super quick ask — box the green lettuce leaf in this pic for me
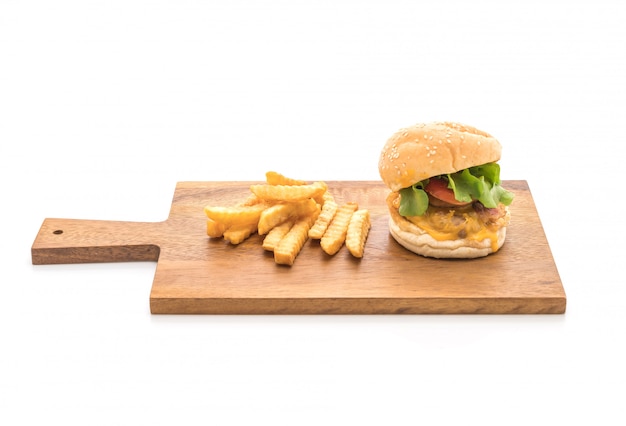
[399,180,429,217]
[398,162,514,216]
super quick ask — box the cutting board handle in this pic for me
[31,218,162,265]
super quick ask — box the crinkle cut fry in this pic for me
[273,216,315,266]
[206,219,226,238]
[265,171,307,186]
[204,203,268,227]
[250,181,327,202]
[262,219,295,252]
[258,198,318,235]
[308,199,338,239]
[320,202,358,256]
[346,209,371,258]
[223,222,258,245]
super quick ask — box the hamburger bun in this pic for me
[388,217,507,259]
[379,122,502,192]
[378,121,511,259]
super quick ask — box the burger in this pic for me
[378,121,514,258]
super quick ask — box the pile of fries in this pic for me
[204,171,371,266]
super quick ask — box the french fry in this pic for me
[265,171,307,186]
[206,219,226,238]
[223,222,257,245]
[204,203,268,227]
[250,181,327,202]
[345,209,371,258]
[322,190,335,204]
[273,215,316,266]
[257,203,293,235]
[262,219,295,252]
[320,202,358,256]
[308,199,338,239]
[314,188,334,206]
[257,198,318,235]
[203,171,370,262]
[238,193,264,206]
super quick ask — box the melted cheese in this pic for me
[406,211,500,252]
[388,192,504,252]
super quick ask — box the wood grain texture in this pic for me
[31,180,566,314]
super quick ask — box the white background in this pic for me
[2,1,625,424]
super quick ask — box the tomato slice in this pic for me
[424,178,472,207]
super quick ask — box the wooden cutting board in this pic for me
[31,180,566,314]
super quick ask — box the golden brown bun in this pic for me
[388,216,507,259]
[378,122,502,192]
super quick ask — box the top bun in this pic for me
[378,122,502,192]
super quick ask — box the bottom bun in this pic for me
[388,217,507,259]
